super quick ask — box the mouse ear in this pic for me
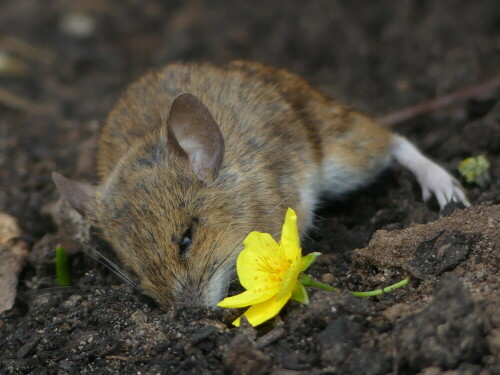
[167,93,225,182]
[52,172,97,218]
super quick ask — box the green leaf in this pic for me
[291,282,309,304]
[458,155,491,186]
[300,252,321,272]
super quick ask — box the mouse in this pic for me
[52,60,470,308]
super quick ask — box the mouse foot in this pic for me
[390,135,471,209]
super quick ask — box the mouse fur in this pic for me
[53,61,469,307]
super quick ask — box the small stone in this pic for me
[191,325,218,345]
[321,273,334,285]
[16,336,40,359]
[237,316,257,342]
[382,303,414,322]
[61,294,82,309]
[58,359,74,372]
[419,366,443,375]
[59,13,96,38]
[317,316,361,367]
[130,311,148,324]
[487,328,500,355]
[223,336,271,375]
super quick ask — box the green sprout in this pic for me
[458,155,491,187]
[55,245,71,286]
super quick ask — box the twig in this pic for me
[0,88,54,113]
[0,35,55,64]
[104,355,130,361]
[255,326,285,349]
[105,354,151,362]
[377,74,500,127]
[0,52,29,77]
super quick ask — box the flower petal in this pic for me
[280,208,301,261]
[233,293,291,327]
[276,257,301,300]
[300,252,322,272]
[217,285,278,308]
[237,231,279,290]
[290,282,309,304]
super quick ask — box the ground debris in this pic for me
[352,204,499,280]
[223,335,272,375]
[395,274,487,371]
[0,212,28,314]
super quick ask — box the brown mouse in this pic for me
[53,61,469,307]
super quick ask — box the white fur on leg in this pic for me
[390,135,470,208]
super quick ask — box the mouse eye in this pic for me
[178,226,193,254]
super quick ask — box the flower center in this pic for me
[254,248,297,287]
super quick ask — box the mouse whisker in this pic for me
[267,189,299,216]
[206,189,300,286]
[300,232,324,248]
[78,241,137,287]
[205,234,243,284]
[176,274,191,293]
[163,261,191,294]
[198,218,237,286]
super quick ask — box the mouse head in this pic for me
[53,93,264,307]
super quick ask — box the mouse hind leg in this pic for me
[319,108,470,208]
[318,109,393,198]
[389,134,470,208]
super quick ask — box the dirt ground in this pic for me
[0,1,499,374]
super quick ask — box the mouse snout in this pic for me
[170,269,231,308]
[176,287,206,307]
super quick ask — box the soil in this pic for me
[0,1,499,374]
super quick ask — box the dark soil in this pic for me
[1,1,499,374]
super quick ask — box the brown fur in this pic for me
[58,61,397,307]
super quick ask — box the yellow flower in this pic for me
[217,208,320,327]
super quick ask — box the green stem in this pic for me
[300,273,337,291]
[300,273,408,297]
[350,278,409,297]
[55,245,71,286]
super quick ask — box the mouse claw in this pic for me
[421,185,432,202]
[418,166,470,209]
[451,184,471,207]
